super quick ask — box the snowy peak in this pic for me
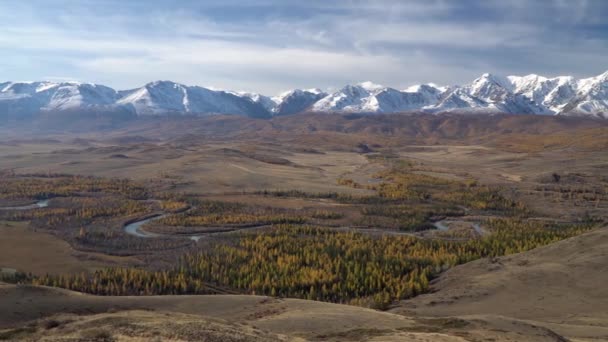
[44,83,119,111]
[1,71,608,120]
[404,83,444,94]
[357,81,385,92]
[432,71,608,116]
[0,81,58,97]
[271,89,327,116]
[434,87,487,112]
[373,87,436,112]
[117,81,189,114]
[311,81,428,113]
[588,70,608,82]
[508,74,548,97]
[403,84,444,105]
[117,81,271,118]
[235,92,276,112]
[577,71,608,94]
[312,82,445,113]
[304,88,325,95]
[468,73,514,101]
[559,71,608,117]
[0,81,122,120]
[311,84,375,112]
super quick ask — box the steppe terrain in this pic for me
[0,113,607,341]
[3,227,608,342]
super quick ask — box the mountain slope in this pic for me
[117,81,271,118]
[272,88,327,116]
[1,71,607,120]
[392,227,608,342]
[423,71,607,116]
[1,283,583,342]
[561,71,608,117]
[0,82,125,121]
[235,92,277,112]
[312,82,443,113]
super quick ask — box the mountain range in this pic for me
[1,71,607,121]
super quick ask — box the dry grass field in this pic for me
[3,280,601,341]
[0,142,376,195]
[0,113,607,341]
[392,226,608,342]
[0,221,140,275]
[395,145,608,219]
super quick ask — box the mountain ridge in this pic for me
[1,71,607,120]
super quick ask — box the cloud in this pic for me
[75,42,411,92]
[0,0,606,93]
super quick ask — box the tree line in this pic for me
[33,220,597,309]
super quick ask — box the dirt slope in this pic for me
[0,284,576,341]
[0,285,416,341]
[3,228,608,341]
[393,227,608,341]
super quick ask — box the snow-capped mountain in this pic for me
[0,81,125,120]
[312,82,443,113]
[234,92,276,113]
[271,89,327,116]
[457,73,549,115]
[433,87,488,112]
[312,82,380,112]
[1,71,607,120]
[308,72,607,117]
[425,71,607,117]
[117,81,270,118]
[561,71,608,117]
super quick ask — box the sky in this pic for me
[1,0,607,94]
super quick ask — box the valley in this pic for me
[3,0,608,339]
[0,113,607,340]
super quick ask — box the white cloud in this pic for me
[0,0,605,93]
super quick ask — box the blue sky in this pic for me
[1,0,607,94]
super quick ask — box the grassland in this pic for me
[0,113,607,340]
[0,221,140,276]
[3,282,600,342]
[0,158,600,309]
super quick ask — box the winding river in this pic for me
[0,200,49,210]
[123,214,166,238]
[123,214,207,242]
[0,199,487,240]
[471,223,485,235]
[0,199,206,242]
[432,221,450,231]
[433,220,486,236]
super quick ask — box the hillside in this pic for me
[392,227,608,341]
[0,111,606,341]
[73,113,608,152]
[0,282,593,342]
[4,226,608,341]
